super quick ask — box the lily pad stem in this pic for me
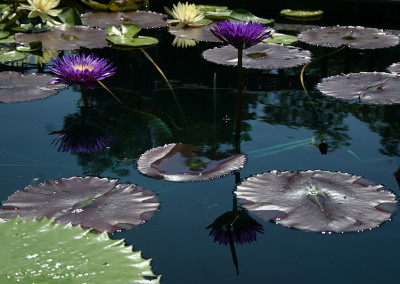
[97,80,123,104]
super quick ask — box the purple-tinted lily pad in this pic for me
[317,72,400,104]
[235,170,397,233]
[0,72,67,103]
[15,26,108,50]
[81,11,168,29]
[387,62,400,73]
[137,143,246,182]
[202,43,311,69]
[299,25,399,49]
[0,177,160,233]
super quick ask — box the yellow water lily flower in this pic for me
[18,0,62,23]
[169,2,204,27]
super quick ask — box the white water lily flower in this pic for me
[170,2,204,27]
[18,0,62,23]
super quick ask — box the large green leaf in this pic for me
[229,9,274,25]
[263,32,299,45]
[57,7,82,26]
[0,217,161,283]
[106,24,158,47]
[0,50,25,63]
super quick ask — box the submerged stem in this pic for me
[97,80,123,104]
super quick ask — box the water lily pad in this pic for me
[169,24,222,42]
[137,143,246,182]
[0,72,67,103]
[202,43,311,69]
[106,23,158,47]
[235,170,397,233]
[0,49,25,63]
[280,9,324,18]
[15,26,108,50]
[387,62,400,73]
[0,176,160,233]
[299,25,399,49]
[81,11,168,29]
[0,217,160,283]
[203,9,232,20]
[262,32,299,45]
[229,9,274,25]
[317,72,400,104]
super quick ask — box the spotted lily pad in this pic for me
[15,26,108,50]
[0,177,160,233]
[0,72,67,103]
[299,25,399,49]
[137,143,246,182]
[81,11,168,29]
[202,43,311,69]
[317,72,400,104]
[235,170,397,233]
[0,217,160,283]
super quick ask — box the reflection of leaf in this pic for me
[0,217,160,283]
[0,177,160,233]
[299,26,399,49]
[235,170,397,233]
[137,143,246,182]
[202,43,311,69]
[0,71,66,103]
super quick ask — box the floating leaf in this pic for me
[169,24,222,42]
[0,176,160,233]
[203,9,232,20]
[57,7,83,26]
[0,30,9,39]
[196,5,229,12]
[262,32,299,45]
[387,62,400,73]
[229,9,274,25]
[137,143,246,182]
[0,72,66,103]
[0,217,160,283]
[0,35,15,44]
[202,43,311,69]
[299,25,399,49]
[280,9,324,18]
[15,26,108,50]
[317,72,400,104]
[81,11,168,29]
[106,23,158,47]
[81,0,109,11]
[235,170,397,233]
[109,0,141,11]
[0,49,25,63]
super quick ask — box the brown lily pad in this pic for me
[0,72,67,103]
[235,170,397,233]
[81,11,168,29]
[0,177,160,233]
[387,62,400,73]
[317,72,400,104]
[202,43,311,69]
[137,143,246,182]
[15,26,108,50]
[299,25,399,49]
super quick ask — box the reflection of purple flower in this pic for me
[51,128,116,154]
[48,53,116,89]
[206,210,264,245]
[211,20,272,49]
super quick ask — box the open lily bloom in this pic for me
[169,2,204,27]
[48,53,116,89]
[211,20,272,49]
[18,0,62,23]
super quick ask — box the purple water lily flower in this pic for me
[211,20,272,49]
[48,53,116,89]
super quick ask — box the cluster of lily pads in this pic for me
[1,0,400,282]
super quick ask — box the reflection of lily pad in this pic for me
[299,25,399,49]
[81,11,168,29]
[317,72,400,104]
[0,177,160,233]
[0,72,67,103]
[235,170,397,233]
[202,43,311,69]
[15,25,108,50]
[0,217,160,283]
[137,143,246,182]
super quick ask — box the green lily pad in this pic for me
[280,9,324,18]
[196,5,229,12]
[229,9,274,25]
[57,7,83,26]
[0,35,15,44]
[11,23,34,32]
[106,23,158,47]
[16,41,42,52]
[0,50,25,63]
[81,0,109,11]
[263,32,299,45]
[204,10,232,20]
[109,0,141,11]
[0,31,9,39]
[0,217,161,283]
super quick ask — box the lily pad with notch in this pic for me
[0,71,67,103]
[81,11,168,29]
[317,72,400,104]
[202,43,311,69]
[137,143,246,182]
[0,217,160,283]
[235,170,397,233]
[15,25,108,50]
[299,25,399,49]
[0,176,160,233]
[106,23,158,47]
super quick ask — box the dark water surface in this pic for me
[1,5,400,283]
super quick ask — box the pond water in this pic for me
[1,2,400,284]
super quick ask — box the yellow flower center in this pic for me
[73,64,93,72]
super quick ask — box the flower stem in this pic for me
[235,47,243,153]
[97,80,123,104]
